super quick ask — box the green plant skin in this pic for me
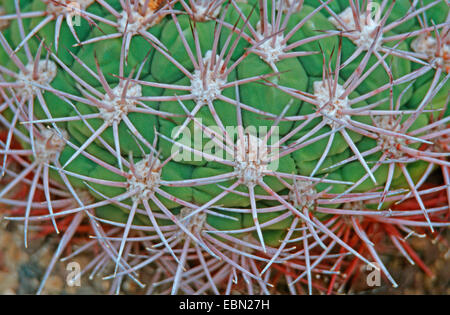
[1,0,448,246]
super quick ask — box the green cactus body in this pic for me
[0,0,448,294]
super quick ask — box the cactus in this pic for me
[0,0,449,294]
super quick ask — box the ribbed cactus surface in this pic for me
[0,0,448,294]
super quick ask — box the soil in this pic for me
[0,217,448,295]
